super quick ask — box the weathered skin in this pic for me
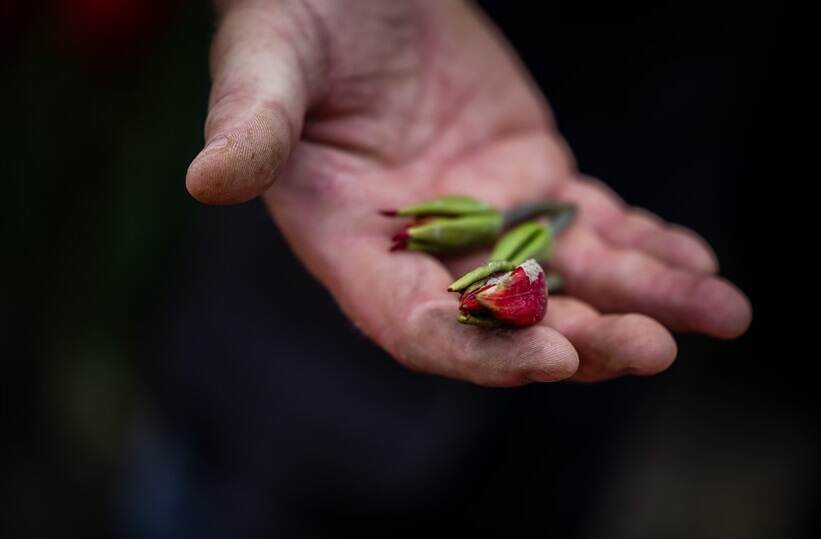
[186,0,752,386]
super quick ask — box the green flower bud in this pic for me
[380,195,494,217]
[391,212,504,253]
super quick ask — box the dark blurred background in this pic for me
[1,0,818,538]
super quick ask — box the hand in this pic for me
[187,0,751,386]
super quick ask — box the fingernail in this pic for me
[204,135,228,151]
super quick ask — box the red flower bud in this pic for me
[455,259,547,327]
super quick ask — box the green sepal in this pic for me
[457,313,504,328]
[396,195,494,217]
[447,260,515,292]
[408,213,503,250]
[405,237,445,253]
[489,221,552,265]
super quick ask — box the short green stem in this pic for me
[503,201,577,235]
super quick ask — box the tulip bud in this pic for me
[448,259,547,327]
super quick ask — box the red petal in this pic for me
[475,261,547,326]
[458,287,487,314]
[392,229,410,242]
[389,228,410,251]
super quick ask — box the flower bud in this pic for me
[380,195,493,218]
[389,212,504,252]
[448,259,547,327]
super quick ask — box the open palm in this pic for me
[187,0,751,386]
